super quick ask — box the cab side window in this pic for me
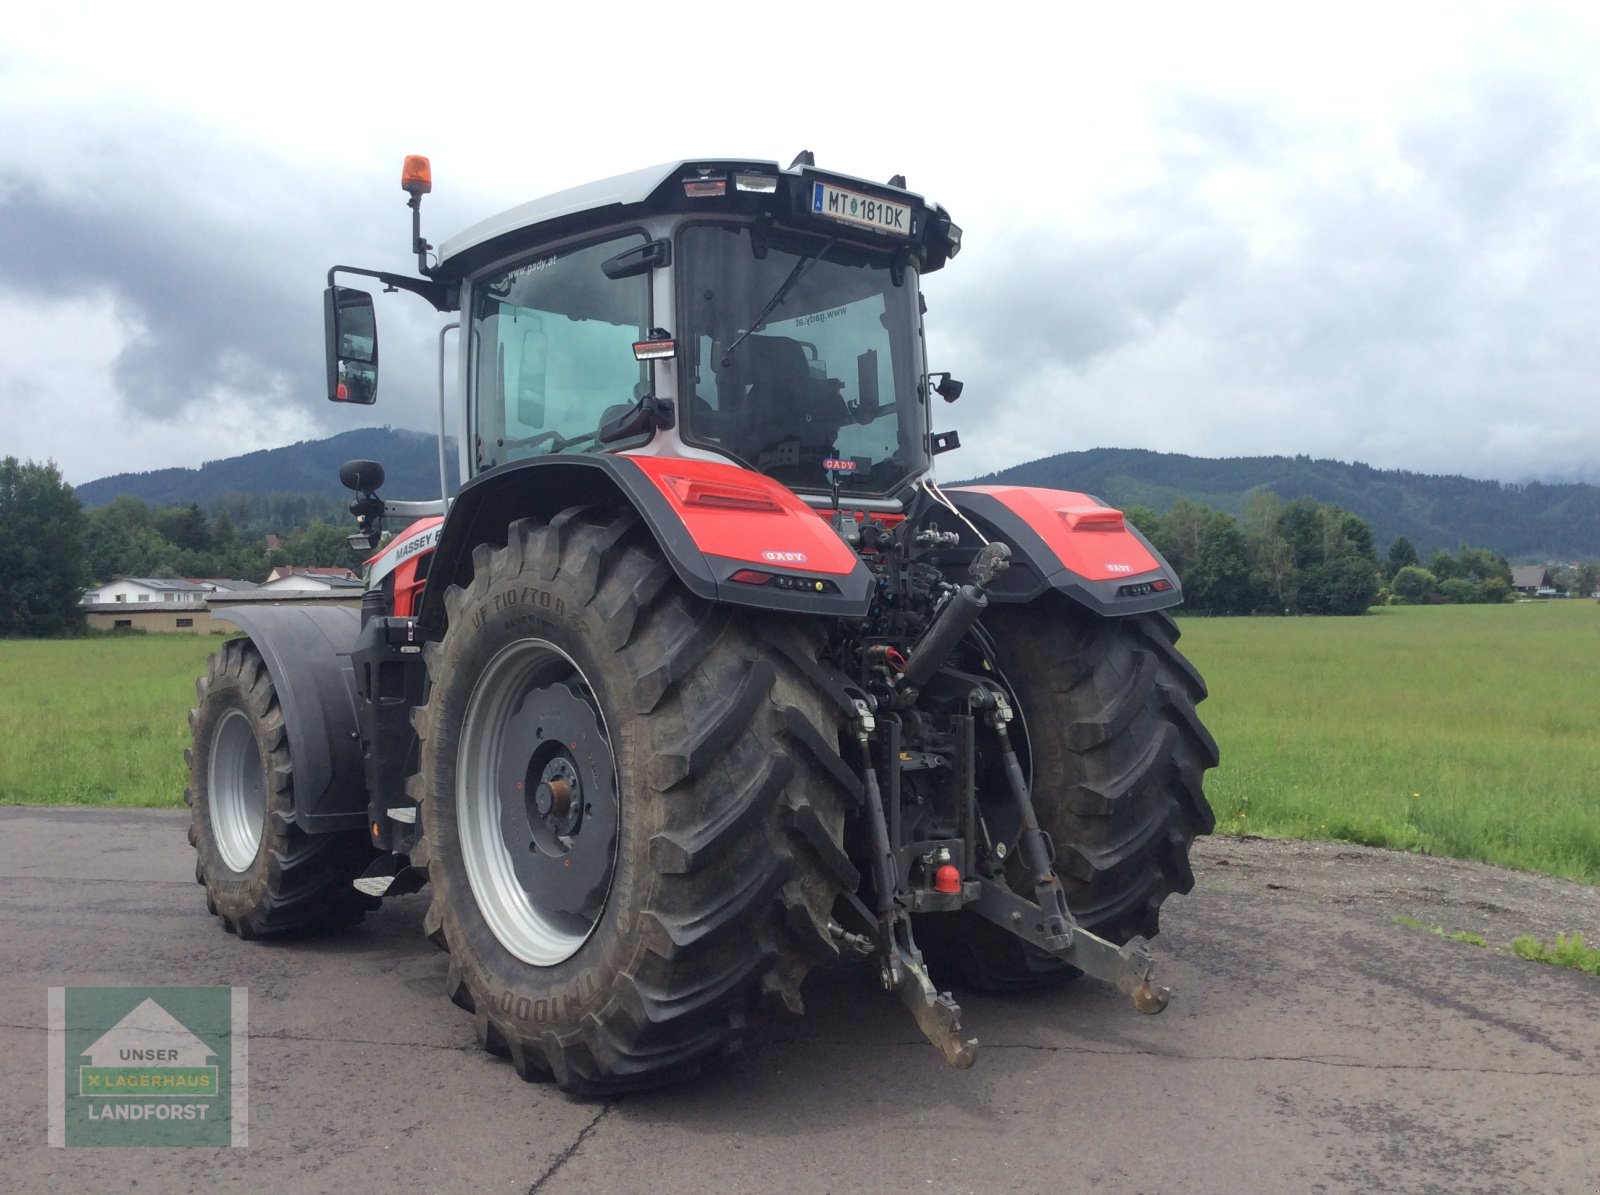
[471,234,650,471]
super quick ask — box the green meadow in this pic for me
[0,635,224,807]
[2,603,1597,885]
[1178,602,1600,885]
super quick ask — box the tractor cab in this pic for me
[326,156,962,508]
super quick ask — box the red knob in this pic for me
[934,864,962,894]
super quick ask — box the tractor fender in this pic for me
[208,604,368,832]
[416,454,876,632]
[942,485,1184,616]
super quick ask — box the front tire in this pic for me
[919,600,1218,991]
[186,639,377,937]
[412,509,856,1094]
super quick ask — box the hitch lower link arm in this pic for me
[851,701,978,1069]
[967,686,1171,1015]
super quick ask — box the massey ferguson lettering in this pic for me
[396,527,439,561]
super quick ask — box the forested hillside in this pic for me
[73,432,1600,563]
[962,448,1600,561]
[75,427,458,509]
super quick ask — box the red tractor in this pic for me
[186,153,1217,1093]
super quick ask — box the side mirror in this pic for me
[324,287,379,404]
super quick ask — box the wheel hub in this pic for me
[496,683,617,923]
[457,639,620,967]
[530,757,579,831]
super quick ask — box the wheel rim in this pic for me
[209,708,267,872]
[457,639,619,966]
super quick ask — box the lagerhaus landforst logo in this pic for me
[48,986,248,1147]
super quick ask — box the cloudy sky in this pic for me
[2,2,1596,488]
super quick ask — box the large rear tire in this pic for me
[919,600,1218,991]
[411,509,856,1094]
[186,639,378,938]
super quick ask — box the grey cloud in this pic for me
[0,113,448,438]
[3,176,298,416]
[930,66,1600,482]
[935,193,1241,373]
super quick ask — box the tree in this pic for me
[1243,491,1293,612]
[1385,536,1419,579]
[1301,555,1379,615]
[1456,546,1511,586]
[1277,497,1325,575]
[84,496,179,581]
[281,520,362,569]
[0,458,87,636]
[1153,499,1254,615]
[1122,504,1162,541]
[155,503,211,553]
[1428,549,1461,581]
[1391,565,1439,604]
[1479,577,1511,604]
[1341,512,1378,566]
[1573,562,1600,598]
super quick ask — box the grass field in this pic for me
[0,634,225,807]
[1177,601,1600,885]
[2,603,1598,885]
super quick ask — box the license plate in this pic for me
[811,182,912,237]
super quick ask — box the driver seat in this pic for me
[717,336,845,465]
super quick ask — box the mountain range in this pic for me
[965,448,1600,561]
[74,427,460,509]
[74,431,1600,562]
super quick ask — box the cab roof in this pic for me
[434,157,944,280]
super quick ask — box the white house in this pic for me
[260,566,363,592]
[80,578,210,606]
[79,577,258,633]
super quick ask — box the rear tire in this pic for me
[411,508,856,1095]
[186,639,378,938]
[919,600,1218,991]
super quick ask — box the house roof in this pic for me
[111,578,210,593]
[207,588,365,605]
[271,566,360,579]
[80,603,210,614]
[1511,566,1549,588]
[189,578,256,591]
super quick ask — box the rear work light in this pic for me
[735,173,777,193]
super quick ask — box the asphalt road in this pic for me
[2,805,1595,1194]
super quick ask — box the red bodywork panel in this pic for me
[365,516,444,617]
[365,474,1158,623]
[622,456,861,575]
[951,486,1160,581]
